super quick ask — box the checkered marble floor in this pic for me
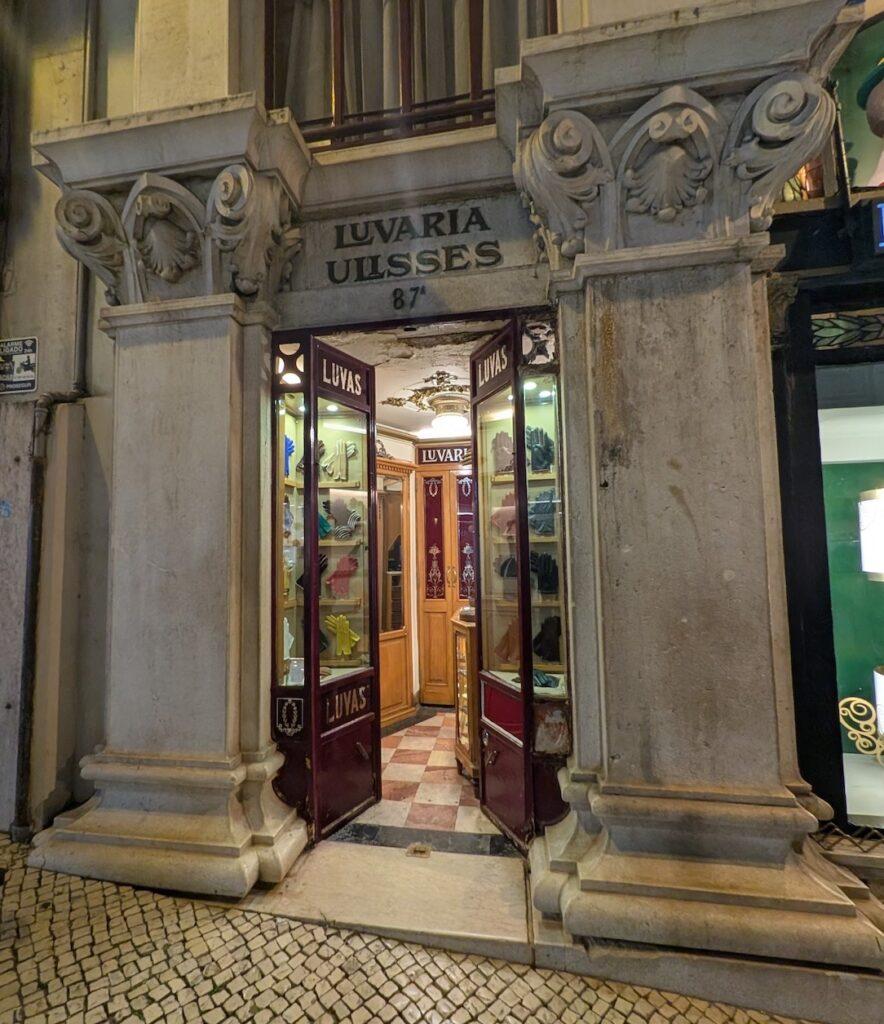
[358,712,498,835]
[0,834,813,1024]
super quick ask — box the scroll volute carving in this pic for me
[610,86,726,247]
[208,164,302,302]
[55,190,128,305]
[514,109,614,269]
[121,173,208,302]
[724,72,836,231]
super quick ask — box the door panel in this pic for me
[378,462,415,728]
[421,609,454,705]
[481,726,528,840]
[379,631,413,727]
[318,714,376,833]
[272,337,380,839]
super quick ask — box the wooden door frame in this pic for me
[377,456,416,728]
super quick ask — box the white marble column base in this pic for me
[28,749,307,897]
[242,745,308,884]
[530,789,884,972]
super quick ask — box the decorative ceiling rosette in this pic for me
[515,109,614,267]
[610,86,725,245]
[724,71,836,231]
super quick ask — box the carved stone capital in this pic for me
[54,167,301,307]
[36,98,311,309]
[515,70,836,266]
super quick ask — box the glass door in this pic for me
[272,337,380,837]
[471,319,572,845]
[472,324,533,841]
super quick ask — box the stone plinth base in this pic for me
[531,786,884,975]
[29,748,307,897]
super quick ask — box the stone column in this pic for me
[29,104,310,896]
[501,0,884,970]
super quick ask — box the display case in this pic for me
[471,320,571,844]
[453,613,480,780]
[272,337,380,837]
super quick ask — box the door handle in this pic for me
[355,741,370,762]
[447,565,458,588]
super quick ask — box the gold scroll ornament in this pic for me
[324,613,360,657]
[838,696,884,768]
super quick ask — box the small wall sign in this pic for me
[0,337,37,394]
[417,443,472,465]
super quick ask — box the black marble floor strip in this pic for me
[329,822,522,858]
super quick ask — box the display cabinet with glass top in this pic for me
[471,320,571,845]
[272,337,380,837]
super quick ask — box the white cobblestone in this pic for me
[0,834,815,1024]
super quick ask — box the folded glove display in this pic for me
[528,489,556,536]
[533,670,558,689]
[321,439,358,482]
[525,426,554,473]
[493,620,521,664]
[322,498,363,540]
[296,439,324,474]
[324,613,360,657]
[495,555,517,578]
[296,552,328,589]
[530,551,559,595]
[491,431,514,474]
[318,511,332,538]
[533,615,561,663]
[490,491,517,537]
[284,436,295,477]
[326,554,359,597]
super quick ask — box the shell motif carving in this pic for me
[121,174,207,300]
[515,109,613,263]
[133,194,200,283]
[611,88,725,237]
[724,72,836,230]
[55,189,127,304]
[623,109,713,223]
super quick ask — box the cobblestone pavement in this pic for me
[0,835,813,1024]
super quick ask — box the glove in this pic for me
[326,554,359,598]
[525,426,554,473]
[533,670,558,689]
[528,489,556,536]
[324,613,360,656]
[321,440,358,482]
[296,439,324,474]
[490,491,517,537]
[532,615,561,663]
[491,431,514,474]
[284,436,296,477]
[296,552,328,589]
[493,620,521,664]
[530,552,559,594]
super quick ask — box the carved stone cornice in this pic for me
[502,0,859,269]
[34,96,309,307]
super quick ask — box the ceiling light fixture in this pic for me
[281,372,301,386]
[428,391,470,437]
[523,380,537,391]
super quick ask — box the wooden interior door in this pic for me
[418,471,453,704]
[377,458,415,728]
[417,466,474,706]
